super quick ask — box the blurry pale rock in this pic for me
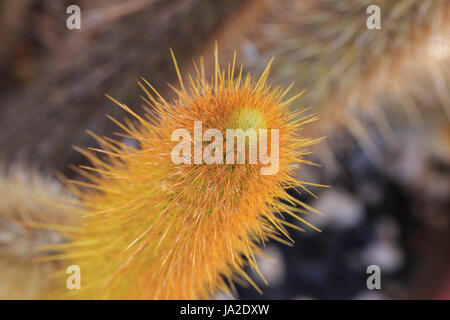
[291,295,314,300]
[361,240,405,274]
[253,245,285,287]
[389,122,450,200]
[357,181,383,205]
[374,216,400,241]
[212,292,235,300]
[122,137,139,149]
[388,128,429,185]
[311,190,364,230]
[353,291,387,300]
[421,123,450,200]
[0,166,78,299]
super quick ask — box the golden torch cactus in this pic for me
[0,165,77,299]
[51,49,322,299]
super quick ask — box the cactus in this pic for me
[47,49,322,299]
[0,166,77,299]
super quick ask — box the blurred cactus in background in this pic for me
[0,0,247,174]
[193,0,450,161]
[0,166,77,299]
